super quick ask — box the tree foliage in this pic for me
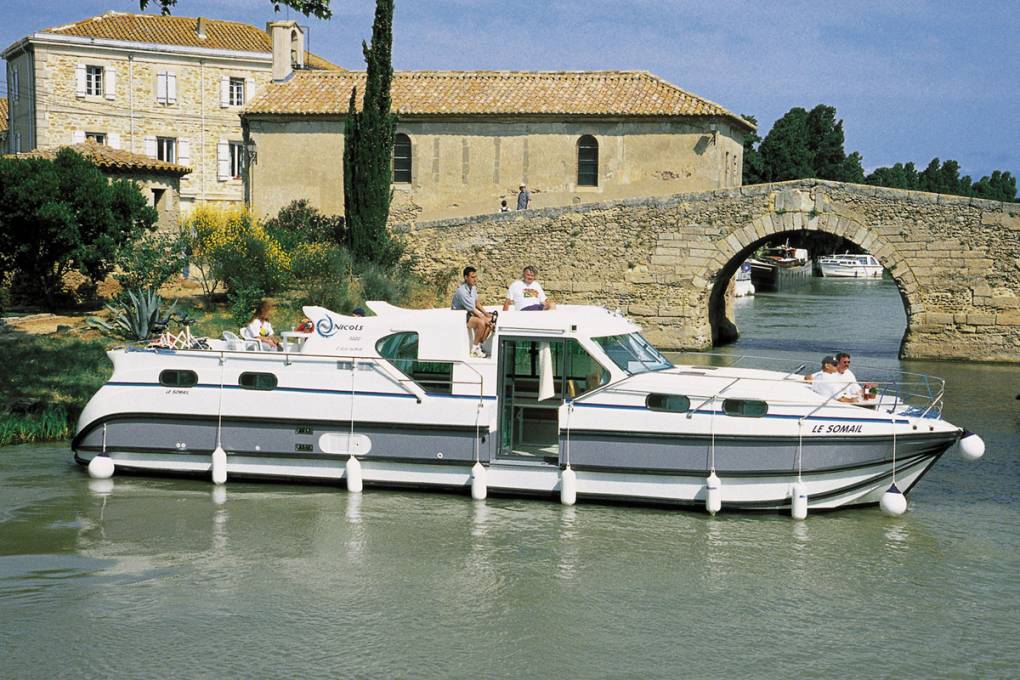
[864,159,1017,202]
[138,0,333,19]
[0,149,157,309]
[343,0,401,265]
[750,105,864,183]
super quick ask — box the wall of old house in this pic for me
[245,116,745,222]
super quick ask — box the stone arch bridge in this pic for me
[398,179,1020,362]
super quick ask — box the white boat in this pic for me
[817,253,884,278]
[735,263,755,297]
[73,302,982,514]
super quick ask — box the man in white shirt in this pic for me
[503,266,555,311]
[809,356,858,402]
[835,352,872,401]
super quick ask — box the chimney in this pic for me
[267,20,305,82]
[196,17,206,40]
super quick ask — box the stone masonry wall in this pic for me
[397,178,1020,363]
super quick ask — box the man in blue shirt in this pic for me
[516,183,531,210]
[451,266,494,357]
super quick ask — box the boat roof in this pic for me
[300,302,642,360]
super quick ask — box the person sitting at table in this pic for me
[810,356,857,403]
[244,299,282,351]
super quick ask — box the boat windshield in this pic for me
[593,333,673,375]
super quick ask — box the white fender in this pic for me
[958,432,985,461]
[87,455,115,479]
[471,461,487,501]
[880,483,908,516]
[560,466,577,506]
[211,446,227,485]
[791,482,808,520]
[705,472,721,515]
[346,456,363,493]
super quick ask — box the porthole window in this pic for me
[159,369,198,387]
[646,394,691,413]
[723,399,768,417]
[239,372,278,391]
[393,133,412,183]
[577,135,598,186]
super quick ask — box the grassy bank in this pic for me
[0,331,112,446]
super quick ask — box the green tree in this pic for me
[757,107,813,182]
[139,0,333,19]
[343,0,401,265]
[865,161,920,190]
[741,114,765,185]
[972,170,1017,202]
[0,150,157,309]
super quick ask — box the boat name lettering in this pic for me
[165,389,190,395]
[812,424,864,434]
[316,317,364,337]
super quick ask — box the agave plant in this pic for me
[87,289,176,342]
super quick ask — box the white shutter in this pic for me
[217,140,230,180]
[14,131,22,153]
[220,76,229,107]
[109,133,121,149]
[156,72,167,104]
[104,66,116,100]
[144,135,157,158]
[244,76,255,105]
[72,130,86,144]
[75,63,87,97]
[178,138,190,167]
[167,73,177,104]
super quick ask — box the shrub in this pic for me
[263,199,346,251]
[115,229,189,292]
[86,288,175,342]
[356,260,411,304]
[183,206,290,301]
[292,241,357,313]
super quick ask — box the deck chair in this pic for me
[222,330,259,351]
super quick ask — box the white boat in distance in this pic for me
[735,262,755,297]
[74,302,982,514]
[817,253,884,278]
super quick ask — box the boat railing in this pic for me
[669,351,946,419]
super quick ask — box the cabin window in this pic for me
[393,133,412,183]
[239,372,278,391]
[646,394,691,413]
[376,331,453,394]
[593,333,672,375]
[723,399,768,417]
[159,369,198,388]
[577,135,598,186]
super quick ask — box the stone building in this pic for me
[2,11,338,216]
[10,140,191,231]
[243,63,753,222]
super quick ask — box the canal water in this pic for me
[2,277,1018,679]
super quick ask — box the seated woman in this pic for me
[244,300,282,351]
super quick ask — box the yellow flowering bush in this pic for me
[183,205,290,300]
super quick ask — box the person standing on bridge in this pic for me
[516,184,531,210]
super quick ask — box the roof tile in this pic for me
[9,140,192,175]
[245,70,753,129]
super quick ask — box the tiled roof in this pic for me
[24,12,339,70]
[0,98,7,133]
[10,141,191,175]
[245,70,754,129]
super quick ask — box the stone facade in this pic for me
[247,116,745,222]
[398,179,1020,363]
[2,14,335,217]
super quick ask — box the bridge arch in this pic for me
[703,212,924,351]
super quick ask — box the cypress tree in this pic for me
[344,0,400,265]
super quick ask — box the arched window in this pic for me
[577,135,598,186]
[393,133,412,183]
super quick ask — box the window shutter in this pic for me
[220,76,229,107]
[156,72,167,104]
[217,140,230,180]
[72,130,86,144]
[75,64,87,97]
[144,136,157,158]
[167,73,177,104]
[178,138,190,167]
[244,76,256,105]
[104,66,116,100]
[14,131,21,153]
[109,133,121,149]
